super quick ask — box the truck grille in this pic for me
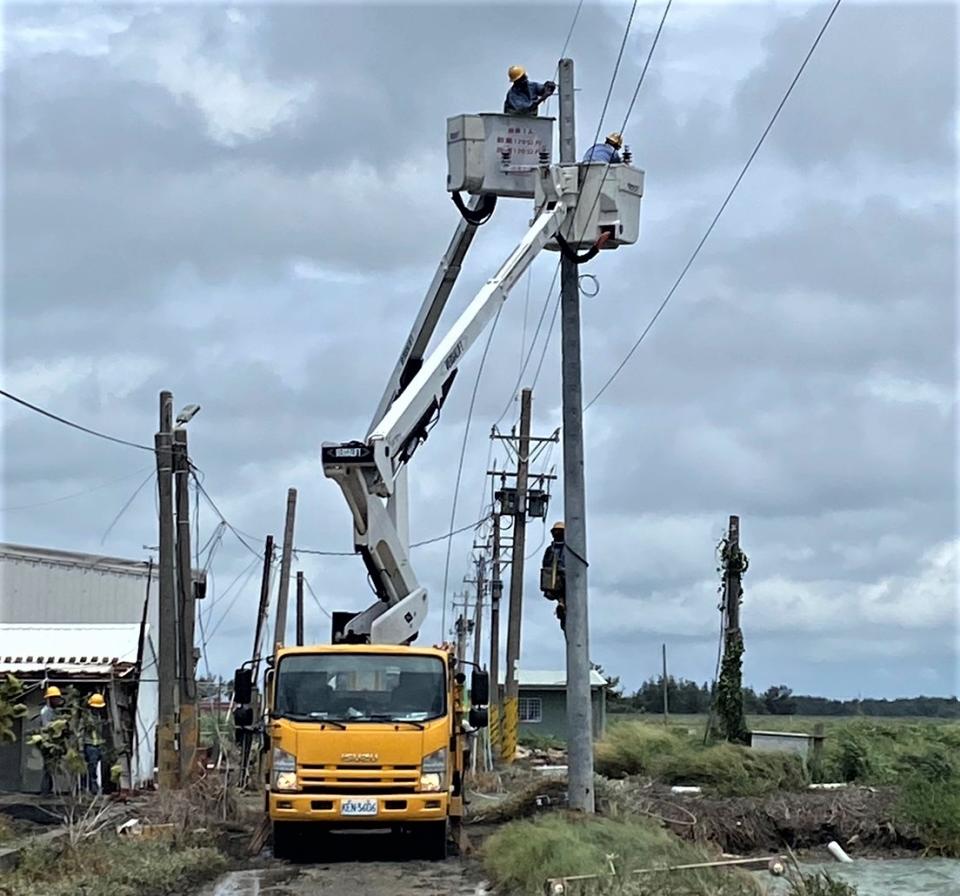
[297,764,419,794]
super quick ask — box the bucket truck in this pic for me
[240,112,643,860]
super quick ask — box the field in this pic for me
[609,712,958,734]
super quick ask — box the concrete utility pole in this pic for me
[155,391,179,790]
[502,388,532,763]
[559,57,596,813]
[296,571,305,647]
[472,555,485,669]
[489,512,503,755]
[273,488,298,652]
[173,426,198,783]
[455,613,470,671]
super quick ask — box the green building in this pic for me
[503,669,608,741]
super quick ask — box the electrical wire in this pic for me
[0,466,152,512]
[99,470,156,545]
[191,473,263,560]
[586,0,843,411]
[440,307,504,636]
[302,576,332,620]
[205,555,264,641]
[0,388,154,452]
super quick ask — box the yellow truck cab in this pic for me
[245,643,487,859]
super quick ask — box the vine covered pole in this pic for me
[716,515,749,744]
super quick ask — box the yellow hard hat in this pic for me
[605,132,623,149]
[88,693,106,709]
[508,65,526,82]
[44,686,61,699]
[551,521,565,532]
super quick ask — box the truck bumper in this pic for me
[269,791,449,823]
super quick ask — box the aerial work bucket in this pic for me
[539,162,645,251]
[446,113,555,199]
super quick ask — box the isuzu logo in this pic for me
[341,753,378,763]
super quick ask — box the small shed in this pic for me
[501,670,607,741]
[0,623,158,792]
[750,729,826,761]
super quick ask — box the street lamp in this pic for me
[175,404,201,427]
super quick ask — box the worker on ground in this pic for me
[82,693,108,795]
[38,685,62,795]
[540,521,567,632]
[503,65,555,116]
[582,132,624,163]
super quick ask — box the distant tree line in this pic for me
[604,675,960,719]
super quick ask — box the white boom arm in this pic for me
[322,165,576,644]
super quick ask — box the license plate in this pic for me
[340,798,378,817]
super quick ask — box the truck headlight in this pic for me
[272,747,299,792]
[420,747,447,792]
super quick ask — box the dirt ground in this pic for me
[204,829,491,896]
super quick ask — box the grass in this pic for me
[483,814,763,896]
[0,838,227,896]
[595,722,809,797]
[0,815,13,845]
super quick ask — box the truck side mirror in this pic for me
[471,670,489,706]
[233,667,252,705]
[469,707,489,729]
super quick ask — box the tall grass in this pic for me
[483,814,762,896]
[595,723,808,796]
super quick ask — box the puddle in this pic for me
[200,868,296,896]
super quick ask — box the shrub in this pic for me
[0,839,227,896]
[595,723,681,778]
[595,722,808,796]
[483,814,762,896]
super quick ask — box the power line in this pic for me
[99,470,156,545]
[302,576,332,620]
[0,388,154,452]
[0,466,151,512]
[191,473,263,560]
[586,0,842,410]
[440,307,504,636]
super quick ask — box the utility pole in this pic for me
[662,643,669,723]
[155,391,179,790]
[455,613,470,671]
[716,515,749,744]
[173,426,198,783]
[273,488,298,652]
[559,57,595,813]
[296,571,305,647]
[251,535,274,682]
[472,555,485,669]
[502,388,532,763]
[489,512,503,757]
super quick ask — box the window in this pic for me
[275,653,446,722]
[518,696,542,723]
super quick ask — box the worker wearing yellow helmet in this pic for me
[39,685,63,794]
[540,522,567,633]
[83,693,108,795]
[582,132,625,164]
[503,65,556,116]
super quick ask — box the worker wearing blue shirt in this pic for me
[503,65,555,116]
[582,132,625,163]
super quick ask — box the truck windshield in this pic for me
[274,653,446,722]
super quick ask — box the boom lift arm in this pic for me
[322,165,578,645]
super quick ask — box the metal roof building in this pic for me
[0,544,160,792]
[0,543,158,634]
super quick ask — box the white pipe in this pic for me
[827,841,854,863]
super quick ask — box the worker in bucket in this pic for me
[582,132,624,163]
[503,65,555,116]
[540,521,567,632]
[82,693,108,795]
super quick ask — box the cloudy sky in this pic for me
[1,1,956,700]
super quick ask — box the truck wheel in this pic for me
[418,820,449,860]
[272,821,296,861]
